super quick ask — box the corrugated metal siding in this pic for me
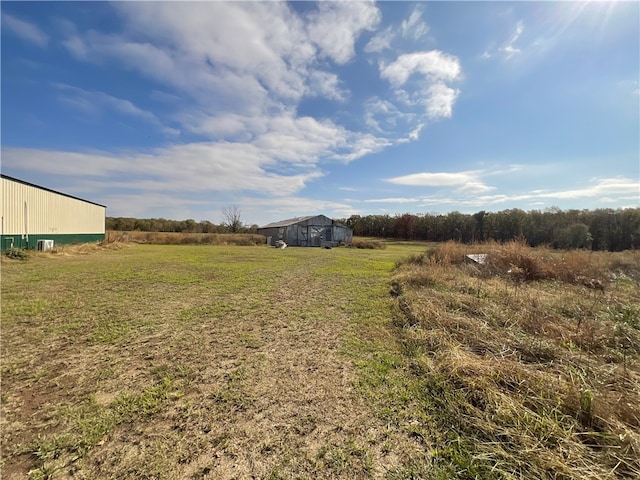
[1,177,105,236]
[258,215,353,247]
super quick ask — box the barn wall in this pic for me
[1,176,106,250]
[257,227,283,246]
[258,215,353,247]
[332,225,353,244]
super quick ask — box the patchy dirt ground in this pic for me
[1,244,426,479]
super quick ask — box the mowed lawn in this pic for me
[1,243,426,479]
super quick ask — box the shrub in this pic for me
[3,248,29,260]
[351,239,386,249]
[427,241,468,265]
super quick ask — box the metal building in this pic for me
[1,174,106,251]
[258,215,353,247]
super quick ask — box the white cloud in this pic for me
[379,51,462,123]
[1,144,321,198]
[380,51,461,87]
[307,70,348,101]
[401,7,429,40]
[244,196,356,220]
[364,197,420,204]
[49,1,406,182]
[535,178,639,200]
[416,177,640,210]
[483,20,525,61]
[364,97,416,133]
[336,133,392,162]
[53,84,179,135]
[365,7,429,54]
[2,13,48,47]
[504,21,524,58]
[425,83,459,118]
[306,0,381,64]
[364,26,394,53]
[6,2,470,221]
[387,171,483,187]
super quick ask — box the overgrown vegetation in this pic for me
[3,247,29,260]
[105,230,266,246]
[351,238,386,249]
[385,240,640,478]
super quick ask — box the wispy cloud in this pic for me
[387,170,496,195]
[364,197,420,204]
[482,20,524,60]
[365,26,394,53]
[401,7,429,40]
[503,21,524,59]
[387,171,484,187]
[53,84,179,136]
[2,13,48,47]
[365,7,429,54]
[415,177,639,209]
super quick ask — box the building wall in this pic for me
[1,176,106,250]
[257,227,283,246]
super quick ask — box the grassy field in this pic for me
[1,240,638,479]
[1,241,426,479]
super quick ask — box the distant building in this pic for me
[1,174,106,250]
[258,215,352,247]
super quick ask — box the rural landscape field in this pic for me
[2,238,639,479]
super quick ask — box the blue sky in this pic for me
[2,1,638,226]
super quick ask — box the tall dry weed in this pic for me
[107,230,266,246]
[390,241,640,477]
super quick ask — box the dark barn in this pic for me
[258,215,353,247]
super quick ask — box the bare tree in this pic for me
[222,205,243,233]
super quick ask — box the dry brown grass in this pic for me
[105,230,266,246]
[391,240,640,478]
[351,238,386,249]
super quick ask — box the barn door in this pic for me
[308,226,323,246]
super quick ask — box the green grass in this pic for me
[1,242,426,479]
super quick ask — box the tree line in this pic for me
[106,217,259,234]
[107,207,640,251]
[338,207,640,251]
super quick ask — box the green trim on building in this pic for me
[0,233,105,251]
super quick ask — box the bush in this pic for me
[427,241,471,265]
[4,248,29,260]
[351,239,386,249]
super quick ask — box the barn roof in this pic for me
[259,216,318,228]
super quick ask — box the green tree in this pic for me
[558,223,593,249]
